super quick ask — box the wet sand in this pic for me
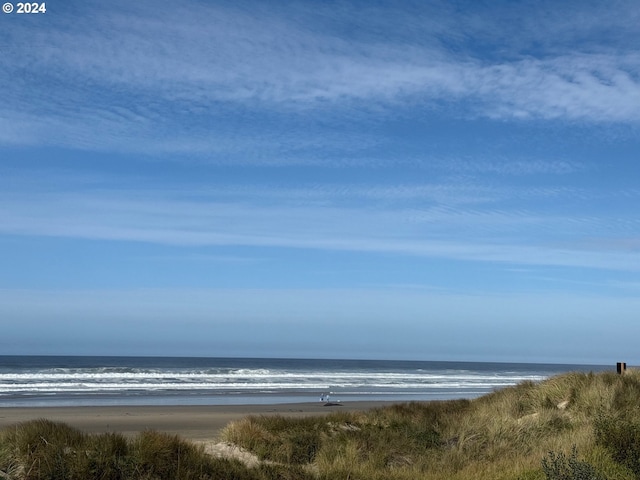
[0,401,395,441]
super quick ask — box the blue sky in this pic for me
[1,0,639,364]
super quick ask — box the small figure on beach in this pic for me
[321,392,342,406]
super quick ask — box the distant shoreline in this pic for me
[0,401,399,441]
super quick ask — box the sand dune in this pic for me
[0,401,392,441]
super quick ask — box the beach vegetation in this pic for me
[541,445,604,480]
[222,369,640,480]
[3,370,640,479]
[0,419,314,480]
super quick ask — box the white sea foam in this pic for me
[0,369,545,395]
[0,356,604,406]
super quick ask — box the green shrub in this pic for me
[594,412,640,477]
[541,446,604,480]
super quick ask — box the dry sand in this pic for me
[0,401,393,442]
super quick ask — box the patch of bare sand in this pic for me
[198,441,262,468]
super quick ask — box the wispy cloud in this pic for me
[440,159,584,176]
[2,1,639,155]
[0,175,638,272]
[475,53,640,121]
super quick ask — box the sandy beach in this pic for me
[0,401,393,442]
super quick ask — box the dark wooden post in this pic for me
[617,362,627,374]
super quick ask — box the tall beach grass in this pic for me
[221,369,640,480]
[2,369,640,479]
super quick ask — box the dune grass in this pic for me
[0,419,314,480]
[3,369,640,479]
[221,369,640,480]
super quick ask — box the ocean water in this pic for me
[0,356,610,407]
